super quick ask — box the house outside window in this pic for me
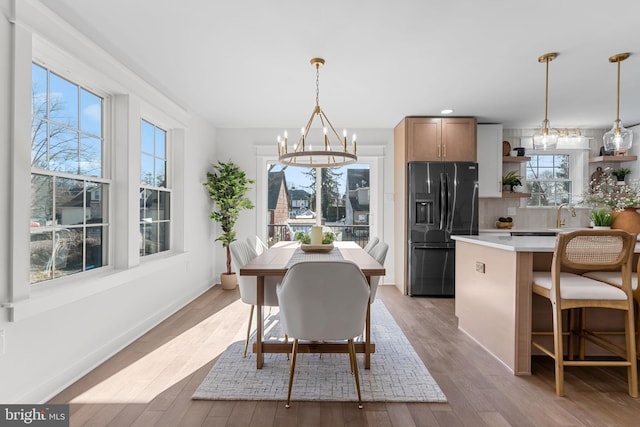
[30,63,108,284]
[140,119,170,256]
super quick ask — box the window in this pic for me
[266,163,371,245]
[525,152,581,207]
[140,119,170,256]
[30,63,108,284]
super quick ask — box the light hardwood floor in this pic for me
[49,285,640,426]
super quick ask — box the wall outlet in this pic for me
[475,261,485,274]
[507,207,517,216]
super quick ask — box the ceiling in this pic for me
[37,0,640,131]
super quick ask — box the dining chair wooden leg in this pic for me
[624,310,638,397]
[285,338,299,408]
[243,305,255,358]
[348,339,363,409]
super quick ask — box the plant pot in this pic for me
[592,226,611,230]
[611,208,640,234]
[220,272,237,290]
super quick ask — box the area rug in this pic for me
[192,301,447,403]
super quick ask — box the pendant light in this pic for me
[532,53,559,150]
[603,53,633,153]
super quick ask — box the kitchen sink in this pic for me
[510,231,557,236]
[510,228,583,237]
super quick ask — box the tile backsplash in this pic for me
[479,199,591,230]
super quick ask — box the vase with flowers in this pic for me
[582,167,640,233]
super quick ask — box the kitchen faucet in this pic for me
[556,203,576,228]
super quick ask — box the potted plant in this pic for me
[502,170,522,192]
[590,207,613,228]
[612,167,631,184]
[204,160,255,290]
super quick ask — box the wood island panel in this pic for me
[455,241,532,374]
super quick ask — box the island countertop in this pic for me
[452,234,557,252]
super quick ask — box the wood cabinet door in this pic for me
[407,118,441,161]
[442,118,477,161]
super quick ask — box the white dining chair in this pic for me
[367,241,388,303]
[363,237,379,254]
[277,260,370,409]
[229,240,281,357]
[246,235,268,255]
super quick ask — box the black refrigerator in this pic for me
[408,161,478,296]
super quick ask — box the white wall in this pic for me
[214,128,396,284]
[0,0,218,403]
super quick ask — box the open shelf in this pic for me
[589,155,637,163]
[503,156,530,163]
[502,192,530,199]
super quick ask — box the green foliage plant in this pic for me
[204,161,255,274]
[612,168,631,179]
[590,208,613,226]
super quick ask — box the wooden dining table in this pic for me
[239,240,386,369]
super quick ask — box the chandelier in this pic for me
[603,53,633,153]
[277,58,358,167]
[532,52,559,150]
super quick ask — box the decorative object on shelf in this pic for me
[532,52,559,150]
[599,146,615,157]
[502,141,511,157]
[582,166,640,211]
[496,217,514,229]
[603,53,633,154]
[277,58,357,167]
[204,161,255,290]
[502,170,522,192]
[612,167,631,184]
[515,147,526,156]
[590,207,613,228]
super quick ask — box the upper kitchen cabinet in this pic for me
[396,117,477,162]
[477,124,502,197]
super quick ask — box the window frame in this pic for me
[255,146,384,246]
[29,61,111,284]
[521,148,588,208]
[139,118,172,257]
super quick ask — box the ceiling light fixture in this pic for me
[603,53,633,154]
[277,58,357,167]
[532,52,559,150]
[441,109,454,115]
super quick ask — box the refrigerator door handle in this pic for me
[440,173,449,230]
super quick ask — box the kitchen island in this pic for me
[452,234,557,375]
[453,233,639,376]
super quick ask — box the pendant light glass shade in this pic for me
[532,53,558,150]
[603,53,632,153]
[533,119,559,150]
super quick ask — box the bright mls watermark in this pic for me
[1,405,68,426]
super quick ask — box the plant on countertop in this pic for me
[204,160,255,276]
[295,230,336,245]
[582,167,640,210]
[590,207,613,227]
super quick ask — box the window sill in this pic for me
[3,251,188,322]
